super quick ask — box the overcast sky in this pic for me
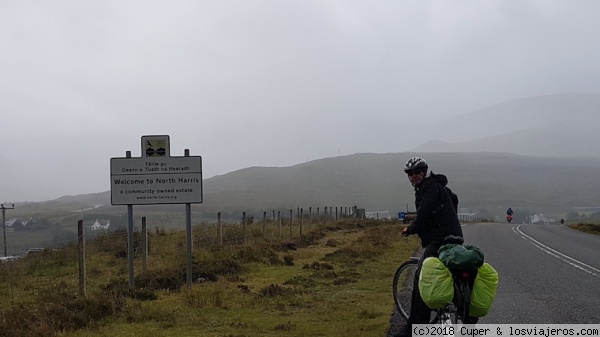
[2,1,600,202]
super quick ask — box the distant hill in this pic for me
[415,125,600,157]
[200,152,600,214]
[12,93,600,221]
[415,92,600,157]
[16,152,600,223]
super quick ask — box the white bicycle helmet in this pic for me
[403,157,428,172]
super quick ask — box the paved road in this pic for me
[388,223,600,334]
[468,222,600,323]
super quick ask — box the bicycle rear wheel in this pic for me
[458,279,477,324]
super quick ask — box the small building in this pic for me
[4,218,23,232]
[457,213,478,222]
[91,219,111,231]
[365,210,391,219]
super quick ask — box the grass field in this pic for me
[0,218,421,337]
[567,222,600,236]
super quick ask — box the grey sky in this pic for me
[2,1,600,202]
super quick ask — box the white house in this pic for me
[91,219,110,230]
[4,218,23,232]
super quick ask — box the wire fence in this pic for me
[1,207,489,258]
[0,205,370,295]
[0,205,490,300]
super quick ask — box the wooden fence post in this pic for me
[316,207,320,224]
[300,208,303,235]
[308,206,312,231]
[289,209,293,237]
[218,212,223,246]
[278,211,282,238]
[77,220,86,297]
[263,211,267,239]
[242,212,247,244]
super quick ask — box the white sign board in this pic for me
[110,135,203,205]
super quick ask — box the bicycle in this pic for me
[392,238,477,325]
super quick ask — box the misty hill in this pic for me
[415,92,600,157]
[18,152,600,223]
[415,126,600,157]
[11,92,600,222]
[201,152,600,214]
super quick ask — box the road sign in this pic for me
[110,135,203,205]
[398,211,417,224]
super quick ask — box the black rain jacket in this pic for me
[407,172,463,247]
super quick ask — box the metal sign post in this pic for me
[126,151,135,288]
[1,204,15,257]
[185,149,193,286]
[110,135,203,288]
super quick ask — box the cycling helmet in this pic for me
[403,157,428,172]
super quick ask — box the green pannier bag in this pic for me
[418,257,454,309]
[438,244,484,270]
[470,262,499,317]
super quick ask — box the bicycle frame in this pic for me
[437,269,474,324]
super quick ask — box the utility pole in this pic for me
[1,203,15,257]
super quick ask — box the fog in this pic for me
[2,1,600,202]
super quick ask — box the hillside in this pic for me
[201,152,600,214]
[13,152,600,224]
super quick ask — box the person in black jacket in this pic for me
[506,207,514,223]
[395,157,464,337]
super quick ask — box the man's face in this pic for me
[406,169,425,187]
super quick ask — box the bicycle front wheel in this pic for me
[392,259,419,320]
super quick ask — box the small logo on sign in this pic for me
[145,140,167,157]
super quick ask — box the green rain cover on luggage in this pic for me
[438,244,484,270]
[470,262,499,317]
[418,257,454,309]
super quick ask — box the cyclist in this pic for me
[396,157,464,337]
[506,207,513,223]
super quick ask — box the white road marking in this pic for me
[512,225,599,278]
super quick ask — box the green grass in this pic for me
[568,222,600,236]
[0,218,420,337]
